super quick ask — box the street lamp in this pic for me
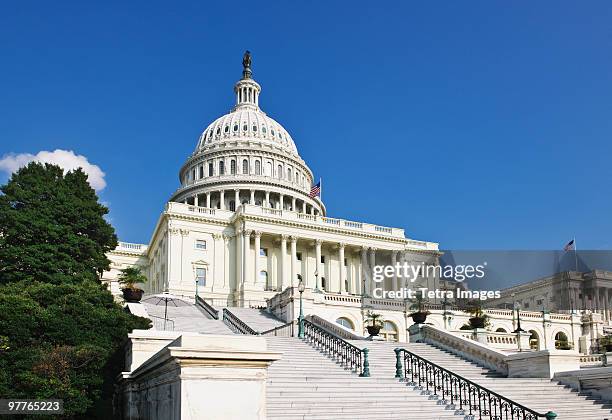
[298,279,305,338]
[513,301,525,333]
[314,269,320,293]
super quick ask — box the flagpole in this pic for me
[573,237,578,273]
[319,177,322,202]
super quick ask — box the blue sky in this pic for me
[1,1,611,249]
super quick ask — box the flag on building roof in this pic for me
[563,239,575,252]
[309,181,321,198]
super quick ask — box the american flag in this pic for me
[309,181,321,198]
[563,239,575,251]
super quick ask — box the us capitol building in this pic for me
[102,52,441,311]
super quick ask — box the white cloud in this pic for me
[0,149,107,191]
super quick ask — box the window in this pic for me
[199,166,204,178]
[296,252,302,261]
[216,128,220,135]
[524,302,530,309]
[262,126,267,134]
[243,124,248,131]
[208,163,214,176]
[242,159,249,174]
[380,321,398,342]
[265,162,272,177]
[495,328,507,333]
[224,125,229,133]
[233,124,238,132]
[336,317,354,330]
[260,248,268,257]
[229,200,236,211]
[219,161,225,175]
[287,168,292,181]
[195,268,206,286]
[195,240,206,250]
[536,299,543,306]
[255,160,261,175]
[252,125,257,132]
[344,258,348,266]
[321,255,325,264]
[277,165,282,179]
[321,277,326,291]
[555,332,570,350]
[231,160,236,175]
[260,270,268,283]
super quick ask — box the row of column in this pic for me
[184,189,320,215]
[235,230,407,295]
[571,287,612,321]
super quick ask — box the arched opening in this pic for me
[495,328,507,333]
[529,330,540,350]
[380,321,398,342]
[336,317,354,331]
[255,160,261,175]
[208,163,214,176]
[555,332,571,350]
[277,164,283,179]
[230,160,236,175]
[242,159,249,174]
[219,161,225,175]
[265,162,272,177]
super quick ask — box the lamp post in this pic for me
[298,279,305,338]
[513,301,525,333]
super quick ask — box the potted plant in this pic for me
[408,289,430,324]
[465,299,489,329]
[365,311,383,336]
[118,266,148,302]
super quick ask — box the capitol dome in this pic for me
[169,52,325,216]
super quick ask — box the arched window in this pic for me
[219,161,225,175]
[242,159,249,174]
[208,163,214,176]
[555,332,570,350]
[229,200,236,211]
[336,317,354,331]
[277,164,283,179]
[230,160,236,175]
[287,168,292,181]
[529,330,540,350]
[255,160,261,175]
[265,162,272,177]
[381,321,398,342]
[495,328,507,333]
[199,165,204,179]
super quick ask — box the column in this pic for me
[280,235,288,290]
[194,194,199,207]
[369,247,377,289]
[604,289,609,322]
[315,239,322,290]
[235,229,243,290]
[250,190,255,204]
[280,194,284,210]
[254,231,261,285]
[234,189,240,208]
[310,206,314,215]
[339,243,346,294]
[361,247,369,296]
[265,191,270,207]
[290,236,298,287]
[291,197,296,211]
[302,201,306,213]
[220,190,225,210]
[206,192,211,208]
[595,288,601,314]
[386,250,396,292]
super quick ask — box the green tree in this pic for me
[118,266,148,291]
[0,162,117,285]
[0,163,150,417]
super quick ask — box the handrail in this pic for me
[260,321,294,337]
[394,348,557,420]
[195,295,219,320]
[223,308,259,334]
[302,319,370,377]
[222,308,293,336]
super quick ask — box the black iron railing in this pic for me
[195,295,219,320]
[223,308,259,335]
[149,315,174,331]
[395,348,557,420]
[260,322,294,337]
[303,319,370,377]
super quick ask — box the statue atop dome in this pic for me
[242,50,252,79]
